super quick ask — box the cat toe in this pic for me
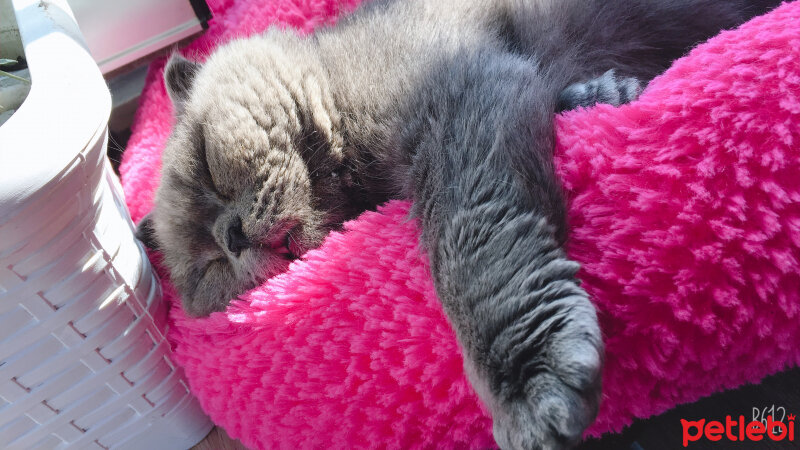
[557,69,641,112]
[488,297,603,449]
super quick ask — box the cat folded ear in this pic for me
[135,213,160,251]
[164,54,201,113]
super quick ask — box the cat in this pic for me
[136,0,780,448]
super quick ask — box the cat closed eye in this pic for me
[310,166,345,180]
[331,166,349,177]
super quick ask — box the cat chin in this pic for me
[244,248,298,281]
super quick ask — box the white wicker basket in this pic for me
[0,0,212,448]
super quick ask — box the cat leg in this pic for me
[405,53,603,449]
[556,70,641,112]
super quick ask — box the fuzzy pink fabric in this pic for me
[119,1,800,448]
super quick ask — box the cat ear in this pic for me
[164,54,201,113]
[135,213,160,251]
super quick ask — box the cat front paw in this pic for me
[475,295,603,450]
[556,69,640,112]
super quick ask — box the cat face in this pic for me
[139,41,361,316]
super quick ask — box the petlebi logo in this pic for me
[681,406,795,447]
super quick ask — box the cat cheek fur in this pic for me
[180,247,293,317]
[134,214,159,251]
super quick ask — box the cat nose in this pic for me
[226,217,251,256]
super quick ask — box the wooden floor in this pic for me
[191,427,249,450]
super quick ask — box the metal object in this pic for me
[66,0,211,75]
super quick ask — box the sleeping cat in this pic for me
[137,0,780,448]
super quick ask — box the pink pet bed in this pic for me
[119,1,800,448]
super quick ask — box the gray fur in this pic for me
[140,0,780,448]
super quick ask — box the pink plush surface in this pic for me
[119,1,800,448]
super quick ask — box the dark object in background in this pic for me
[580,367,800,450]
